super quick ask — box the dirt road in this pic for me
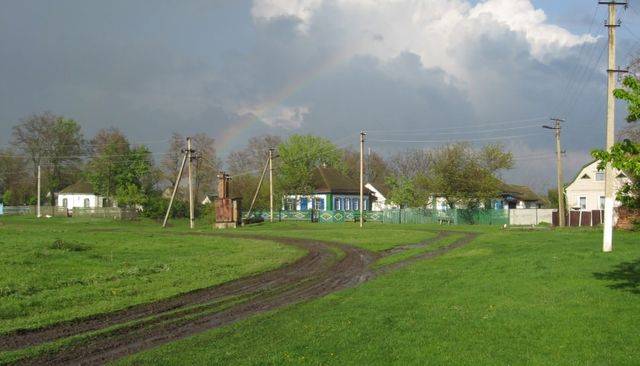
[1,230,477,365]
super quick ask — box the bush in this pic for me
[141,195,191,220]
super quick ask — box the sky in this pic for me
[2,0,640,192]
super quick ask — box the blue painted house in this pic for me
[284,166,373,212]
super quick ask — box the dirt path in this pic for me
[2,230,477,366]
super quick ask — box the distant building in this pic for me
[365,182,397,211]
[494,183,544,209]
[57,182,109,209]
[283,166,373,211]
[565,160,630,211]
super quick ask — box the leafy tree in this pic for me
[12,112,85,205]
[385,175,428,208]
[613,76,640,123]
[592,140,640,208]
[424,143,512,209]
[277,135,343,196]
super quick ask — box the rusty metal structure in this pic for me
[214,171,241,229]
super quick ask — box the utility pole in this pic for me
[269,148,274,223]
[162,151,188,228]
[543,118,565,227]
[600,0,627,252]
[246,155,270,224]
[359,131,366,228]
[36,165,41,218]
[187,137,195,229]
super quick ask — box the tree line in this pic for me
[1,112,520,216]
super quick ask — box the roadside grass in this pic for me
[236,221,440,251]
[118,227,640,365]
[0,216,304,334]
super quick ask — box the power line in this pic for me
[367,132,546,144]
[368,124,540,137]
[365,116,547,133]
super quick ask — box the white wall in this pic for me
[509,209,555,225]
[57,194,102,209]
[566,161,629,211]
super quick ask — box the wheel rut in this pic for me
[1,230,477,366]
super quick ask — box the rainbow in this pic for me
[216,45,357,151]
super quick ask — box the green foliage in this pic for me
[115,184,147,208]
[277,134,344,195]
[2,191,12,206]
[385,176,427,208]
[613,75,640,123]
[592,139,640,208]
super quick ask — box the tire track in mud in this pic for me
[3,230,477,366]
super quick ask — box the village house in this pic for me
[57,182,110,209]
[284,166,373,211]
[430,182,544,210]
[365,183,397,211]
[565,160,630,211]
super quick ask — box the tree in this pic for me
[385,175,428,208]
[225,135,282,210]
[388,149,432,179]
[12,112,85,205]
[161,133,221,202]
[342,148,390,187]
[613,76,640,123]
[592,139,640,208]
[424,143,513,209]
[277,135,343,196]
[85,128,130,204]
[0,149,30,205]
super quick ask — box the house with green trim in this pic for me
[283,166,373,211]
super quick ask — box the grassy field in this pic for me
[2,216,639,365]
[0,216,304,334]
[118,225,640,365]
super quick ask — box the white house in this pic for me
[365,183,397,211]
[565,160,630,211]
[57,182,108,209]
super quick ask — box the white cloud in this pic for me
[242,105,310,128]
[251,0,596,69]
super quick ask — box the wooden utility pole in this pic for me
[187,137,195,229]
[544,119,565,226]
[600,0,627,252]
[246,155,270,223]
[359,131,366,228]
[269,148,274,223]
[36,165,41,218]
[162,151,188,228]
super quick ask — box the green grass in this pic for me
[237,221,438,251]
[117,226,640,365]
[0,216,304,334]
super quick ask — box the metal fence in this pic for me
[246,208,508,225]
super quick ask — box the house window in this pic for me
[352,198,359,211]
[595,171,605,181]
[599,196,605,210]
[334,197,342,211]
[579,197,587,210]
[345,198,351,211]
[62,198,68,208]
[300,197,308,211]
[316,198,325,211]
[83,198,90,208]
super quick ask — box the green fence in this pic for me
[246,209,507,226]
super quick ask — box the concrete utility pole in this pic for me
[269,148,274,223]
[246,154,270,224]
[36,165,41,218]
[359,131,366,228]
[187,137,195,229]
[543,118,565,227]
[600,0,628,252]
[162,151,188,228]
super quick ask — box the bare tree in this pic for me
[226,135,282,174]
[12,112,85,205]
[388,148,432,179]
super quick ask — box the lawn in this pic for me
[2,216,639,365]
[0,216,304,334]
[117,226,640,365]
